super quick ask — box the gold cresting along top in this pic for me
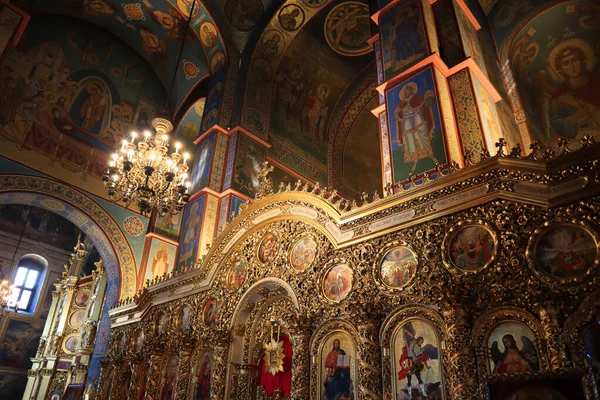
[113,135,600,308]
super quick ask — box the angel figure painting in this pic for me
[393,321,443,400]
[488,322,540,375]
[509,1,600,144]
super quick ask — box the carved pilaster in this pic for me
[211,330,231,400]
[356,318,382,400]
[128,361,148,400]
[291,332,310,400]
[443,308,480,400]
[176,349,193,400]
[231,364,250,400]
[107,362,128,399]
[145,353,163,400]
[539,305,569,369]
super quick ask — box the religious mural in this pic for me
[141,237,176,285]
[531,223,598,282]
[233,134,266,198]
[487,322,540,375]
[322,263,353,302]
[225,259,246,291]
[192,349,212,399]
[154,210,183,240]
[379,0,428,81]
[264,0,373,176]
[507,0,600,144]
[320,332,356,400]
[202,298,218,327]
[175,99,206,151]
[0,204,80,251]
[258,232,279,265]
[392,320,443,399]
[446,224,496,272]
[176,195,205,270]
[379,246,418,288]
[161,353,180,400]
[289,236,318,272]
[0,319,43,369]
[0,16,165,192]
[224,0,264,32]
[190,132,215,194]
[385,67,447,184]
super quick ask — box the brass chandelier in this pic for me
[102,118,191,216]
[0,279,14,318]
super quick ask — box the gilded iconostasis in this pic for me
[0,0,600,399]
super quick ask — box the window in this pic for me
[8,256,46,312]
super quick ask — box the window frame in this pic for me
[10,263,44,313]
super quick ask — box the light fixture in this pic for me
[103,0,199,216]
[102,118,191,216]
[0,280,14,318]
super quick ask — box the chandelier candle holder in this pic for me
[0,279,14,318]
[103,118,191,216]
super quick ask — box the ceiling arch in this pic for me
[239,0,375,184]
[17,0,228,112]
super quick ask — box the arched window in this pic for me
[8,255,47,313]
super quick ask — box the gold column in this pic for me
[291,315,312,400]
[175,346,193,400]
[145,352,163,400]
[211,330,231,400]
[539,305,569,370]
[443,308,480,399]
[107,361,127,399]
[356,317,382,400]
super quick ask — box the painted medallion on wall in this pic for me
[392,320,443,399]
[225,259,246,291]
[444,223,497,273]
[529,222,598,284]
[385,67,447,184]
[161,354,180,400]
[488,322,540,375]
[289,236,318,272]
[320,332,356,399]
[379,0,428,80]
[63,334,78,354]
[193,349,212,399]
[324,2,372,56]
[279,4,305,31]
[202,298,219,327]
[178,305,191,331]
[322,263,353,302]
[69,310,86,329]
[258,232,279,265]
[501,387,569,400]
[199,22,218,48]
[379,245,418,288]
[262,30,285,57]
[75,289,91,308]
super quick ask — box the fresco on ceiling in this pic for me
[392,320,443,399]
[342,96,381,199]
[176,194,205,270]
[323,2,371,56]
[385,67,447,184]
[507,0,600,145]
[0,318,43,369]
[189,131,215,194]
[224,0,264,32]
[379,0,428,81]
[453,1,521,149]
[28,0,215,110]
[487,0,549,47]
[140,237,176,285]
[0,204,80,251]
[233,134,266,198]
[0,15,165,193]
[267,0,373,171]
[175,98,205,151]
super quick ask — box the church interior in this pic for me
[0,0,599,398]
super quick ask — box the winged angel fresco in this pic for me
[490,334,539,374]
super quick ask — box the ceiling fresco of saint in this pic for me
[11,0,227,111]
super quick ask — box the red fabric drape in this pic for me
[258,335,293,397]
